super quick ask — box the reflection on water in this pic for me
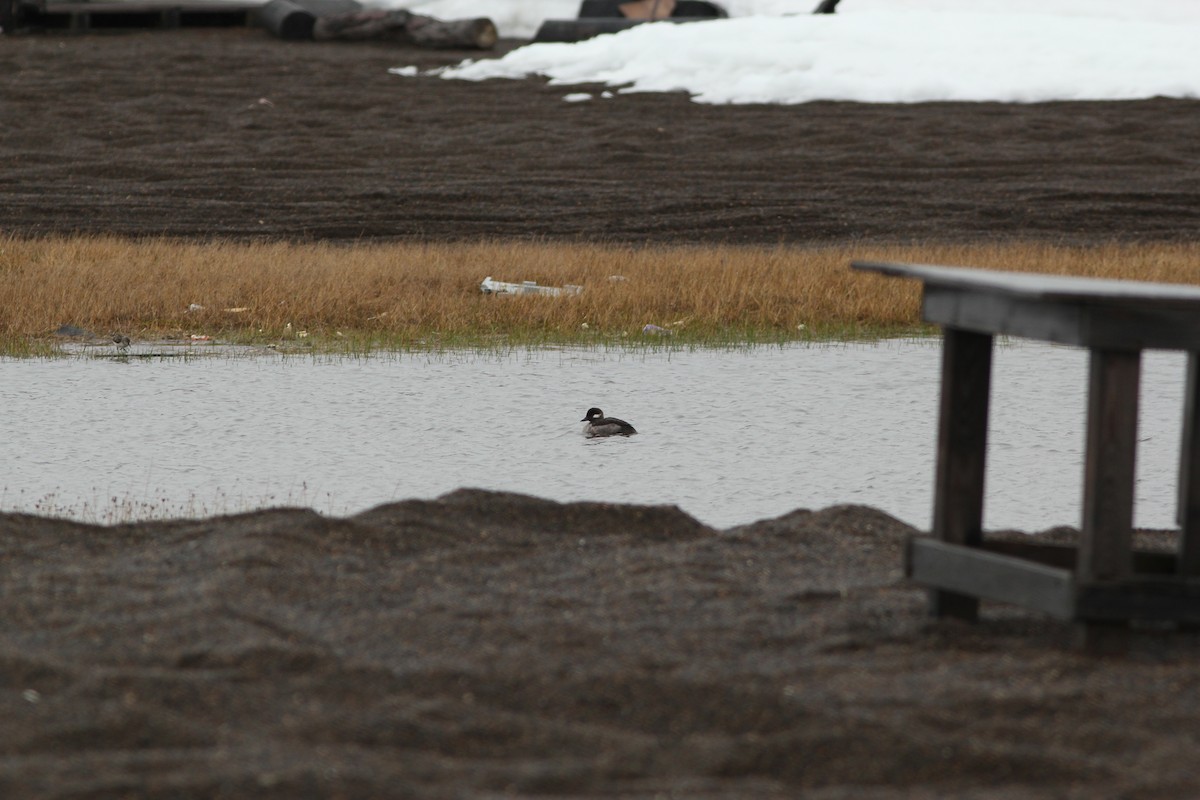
[0,340,1186,530]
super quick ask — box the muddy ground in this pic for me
[3,25,1200,800]
[3,27,1200,244]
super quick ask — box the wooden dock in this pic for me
[853,260,1200,648]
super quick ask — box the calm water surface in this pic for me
[0,340,1187,530]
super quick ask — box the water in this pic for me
[0,340,1187,531]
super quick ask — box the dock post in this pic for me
[1078,349,1140,582]
[930,327,994,620]
[1178,352,1200,576]
[1075,348,1140,649]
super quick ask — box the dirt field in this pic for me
[3,491,1199,799]
[3,27,1200,244]
[4,26,1200,800]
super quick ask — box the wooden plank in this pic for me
[1076,578,1200,623]
[982,539,1079,569]
[1,0,18,31]
[981,539,1178,575]
[31,0,255,30]
[921,285,1200,350]
[852,260,1200,309]
[852,261,1200,350]
[929,327,993,620]
[1078,349,1140,583]
[922,286,1084,346]
[911,539,1200,624]
[908,538,1077,620]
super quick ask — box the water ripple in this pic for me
[0,341,1185,530]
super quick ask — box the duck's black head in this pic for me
[582,407,604,422]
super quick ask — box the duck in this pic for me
[581,407,637,438]
[112,334,131,352]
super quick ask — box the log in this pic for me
[256,0,316,41]
[534,17,719,43]
[617,0,676,20]
[534,18,645,41]
[405,13,497,49]
[536,2,722,44]
[256,0,363,39]
[312,9,497,49]
[578,0,725,18]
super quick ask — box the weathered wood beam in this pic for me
[1078,349,1140,583]
[929,327,993,620]
[908,538,1076,620]
[981,540,1178,575]
[1,0,20,30]
[1179,352,1200,576]
[1076,578,1200,623]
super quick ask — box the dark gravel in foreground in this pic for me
[2,490,1198,798]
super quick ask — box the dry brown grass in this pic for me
[3,235,1200,351]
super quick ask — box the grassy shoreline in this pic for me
[3,235,1200,355]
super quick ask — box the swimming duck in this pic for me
[581,407,637,438]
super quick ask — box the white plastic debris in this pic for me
[480,277,583,297]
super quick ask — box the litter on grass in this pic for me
[480,277,584,297]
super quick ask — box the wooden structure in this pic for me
[852,261,1200,641]
[8,0,256,32]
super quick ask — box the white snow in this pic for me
[381,0,1200,105]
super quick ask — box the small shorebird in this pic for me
[112,334,131,352]
[581,407,638,438]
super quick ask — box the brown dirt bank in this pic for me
[1,489,1198,798]
[4,28,1200,245]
